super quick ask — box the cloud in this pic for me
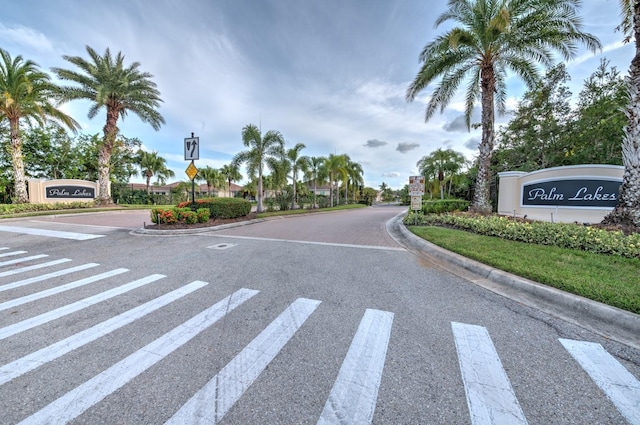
[443,115,470,132]
[0,24,55,53]
[364,139,388,148]
[464,137,480,151]
[382,172,400,178]
[396,142,420,153]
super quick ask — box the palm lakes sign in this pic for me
[46,185,96,199]
[522,179,621,208]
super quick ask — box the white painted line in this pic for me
[0,247,8,250]
[0,263,98,292]
[211,234,405,251]
[317,309,394,425]
[0,259,72,279]
[0,250,27,258]
[166,297,321,425]
[560,338,640,424]
[17,288,259,425]
[0,255,48,268]
[451,322,528,425]
[0,271,160,341]
[0,280,208,386]
[0,225,104,240]
[0,267,120,312]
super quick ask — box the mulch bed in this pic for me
[144,213,257,230]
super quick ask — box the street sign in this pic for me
[411,196,422,211]
[185,162,198,181]
[409,175,425,196]
[184,137,199,160]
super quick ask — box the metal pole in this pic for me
[191,160,195,204]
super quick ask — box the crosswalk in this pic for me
[1,247,639,424]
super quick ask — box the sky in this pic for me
[0,0,634,189]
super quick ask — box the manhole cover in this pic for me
[208,243,237,250]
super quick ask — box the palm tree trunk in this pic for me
[329,173,334,207]
[9,119,29,203]
[472,64,496,214]
[603,1,640,227]
[97,108,119,205]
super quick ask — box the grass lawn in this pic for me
[408,226,640,314]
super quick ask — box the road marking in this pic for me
[210,234,405,251]
[0,250,27,258]
[0,267,118,311]
[317,309,394,425]
[0,255,48,268]
[0,263,98,292]
[0,280,208,386]
[560,339,640,424]
[166,297,321,424]
[0,225,104,240]
[17,288,259,425]
[451,322,528,425]
[0,271,160,341]
[0,258,72,278]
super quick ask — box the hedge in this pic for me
[177,198,251,219]
[422,199,470,214]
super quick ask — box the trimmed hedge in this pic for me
[177,198,251,219]
[0,201,95,215]
[150,207,210,224]
[404,212,640,258]
[422,199,470,214]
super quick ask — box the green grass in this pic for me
[408,226,640,314]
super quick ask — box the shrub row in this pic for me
[177,198,251,219]
[0,201,95,215]
[404,212,640,258]
[150,207,210,225]
[421,199,470,214]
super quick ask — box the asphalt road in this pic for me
[0,206,638,424]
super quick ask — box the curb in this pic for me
[386,213,640,350]
[130,218,267,236]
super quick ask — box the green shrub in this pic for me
[177,198,251,219]
[0,201,95,215]
[196,208,210,223]
[184,210,198,224]
[150,208,177,224]
[422,199,470,214]
[404,212,640,258]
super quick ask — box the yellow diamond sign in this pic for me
[185,162,198,181]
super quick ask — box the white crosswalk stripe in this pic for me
[560,339,640,425]
[0,250,27,258]
[1,248,638,424]
[0,225,104,240]
[0,254,48,267]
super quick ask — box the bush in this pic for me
[0,201,95,215]
[196,208,210,223]
[422,199,470,214]
[404,212,640,258]
[177,197,251,219]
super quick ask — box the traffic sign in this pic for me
[411,196,422,211]
[185,162,198,181]
[184,137,199,160]
[409,175,425,196]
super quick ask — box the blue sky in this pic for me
[0,0,633,189]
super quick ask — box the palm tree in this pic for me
[198,166,225,196]
[323,153,347,207]
[286,142,309,209]
[220,163,242,198]
[406,0,600,213]
[52,46,165,205]
[136,150,174,195]
[603,1,640,227]
[0,49,79,203]
[305,156,326,208]
[346,160,364,202]
[417,148,466,199]
[232,123,285,213]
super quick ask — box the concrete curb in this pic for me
[386,213,640,350]
[130,218,268,236]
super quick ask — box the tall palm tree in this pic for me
[0,49,79,203]
[198,166,225,196]
[286,142,309,209]
[323,153,348,207]
[52,46,165,205]
[417,148,466,199]
[220,163,242,198]
[305,156,326,208]
[603,1,640,227]
[346,160,364,202]
[136,150,174,195]
[406,0,600,213]
[232,123,285,213]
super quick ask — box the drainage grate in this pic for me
[208,243,237,250]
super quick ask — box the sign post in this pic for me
[409,175,425,212]
[184,133,199,204]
